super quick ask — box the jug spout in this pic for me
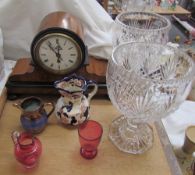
[11,131,20,145]
[54,74,86,96]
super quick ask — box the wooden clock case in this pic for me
[6,57,107,96]
[6,12,108,97]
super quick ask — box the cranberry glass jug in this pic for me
[11,131,42,168]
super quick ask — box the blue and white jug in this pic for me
[54,74,98,126]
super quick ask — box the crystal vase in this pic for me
[112,11,171,47]
[106,42,195,154]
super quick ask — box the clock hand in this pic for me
[47,41,56,54]
[47,41,63,62]
[55,40,63,63]
[55,44,62,55]
[55,38,62,50]
[56,53,63,63]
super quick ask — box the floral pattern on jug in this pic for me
[54,74,98,125]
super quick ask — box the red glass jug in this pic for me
[11,131,42,168]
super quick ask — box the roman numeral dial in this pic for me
[32,31,85,75]
[37,34,83,74]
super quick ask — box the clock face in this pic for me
[32,33,84,75]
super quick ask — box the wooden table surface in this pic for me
[0,94,182,175]
[113,5,191,15]
[0,88,7,116]
[153,5,191,15]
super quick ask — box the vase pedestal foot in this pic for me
[109,116,154,154]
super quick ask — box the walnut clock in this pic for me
[6,12,107,97]
[31,12,87,75]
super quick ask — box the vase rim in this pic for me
[115,11,171,32]
[111,42,195,85]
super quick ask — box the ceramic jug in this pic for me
[54,74,98,125]
[11,131,42,168]
[13,96,54,134]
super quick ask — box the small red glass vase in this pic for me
[78,120,103,159]
[11,131,42,168]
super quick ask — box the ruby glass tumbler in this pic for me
[78,120,103,159]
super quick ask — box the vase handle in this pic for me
[86,80,98,102]
[44,102,55,118]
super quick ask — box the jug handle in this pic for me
[43,102,55,118]
[86,80,98,102]
[13,101,22,110]
[11,131,20,145]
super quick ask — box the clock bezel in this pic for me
[31,27,87,75]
